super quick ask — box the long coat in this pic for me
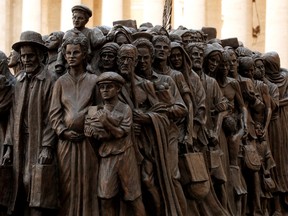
[6,65,57,213]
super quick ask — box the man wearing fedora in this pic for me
[2,31,57,216]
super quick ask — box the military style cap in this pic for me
[12,31,47,52]
[96,72,125,86]
[71,4,92,18]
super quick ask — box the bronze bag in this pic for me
[179,151,210,200]
[263,175,276,192]
[0,165,12,207]
[242,144,261,171]
[207,149,227,184]
[29,164,59,209]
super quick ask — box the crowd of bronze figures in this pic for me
[0,4,288,216]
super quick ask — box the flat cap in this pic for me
[96,72,125,85]
[72,5,92,18]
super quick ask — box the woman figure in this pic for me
[168,41,194,150]
[95,42,119,75]
[262,51,288,216]
[203,43,223,78]
[49,36,99,216]
[110,24,133,46]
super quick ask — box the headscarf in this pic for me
[262,51,283,83]
[110,24,133,44]
[203,43,223,77]
[99,42,120,56]
[235,46,253,57]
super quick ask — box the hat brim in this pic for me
[12,41,48,52]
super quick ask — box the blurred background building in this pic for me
[1,0,288,67]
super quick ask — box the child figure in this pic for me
[84,71,145,216]
[222,116,247,216]
[254,122,276,216]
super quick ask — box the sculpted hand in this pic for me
[183,135,193,148]
[259,129,266,139]
[207,130,219,147]
[133,109,150,124]
[62,130,84,142]
[263,169,270,176]
[98,112,108,124]
[38,147,53,165]
[84,126,92,137]
[215,102,228,112]
[2,146,12,165]
[95,109,109,124]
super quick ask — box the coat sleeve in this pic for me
[41,76,57,147]
[49,79,67,137]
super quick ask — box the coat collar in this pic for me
[19,64,46,82]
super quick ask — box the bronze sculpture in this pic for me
[55,4,111,75]
[85,71,146,216]
[7,49,23,78]
[44,31,65,78]
[262,51,288,216]
[2,31,57,216]
[132,38,188,216]
[49,36,99,216]
[3,3,288,214]
[95,42,120,75]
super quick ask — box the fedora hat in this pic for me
[12,31,47,52]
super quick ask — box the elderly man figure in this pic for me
[2,31,57,216]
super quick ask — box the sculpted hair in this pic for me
[238,56,254,75]
[152,35,171,47]
[52,31,65,43]
[221,50,230,62]
[225,47,237,58]
[61,36,89,56]
[117,44,138,59]
[185,42,205,55]
[132,38,154,58]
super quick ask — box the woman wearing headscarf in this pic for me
[262,51,288,216]
[95,42,120,75]
[168,42,194,151]
[109,24,133,46]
